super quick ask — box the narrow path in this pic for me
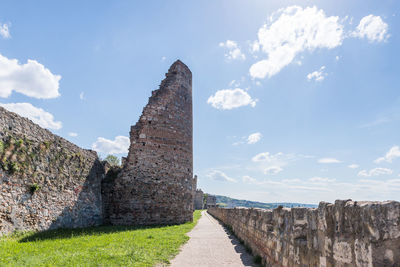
[170,211,258,267]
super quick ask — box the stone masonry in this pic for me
[103,60,196,225]
[0,107,105,235]
[194,189,204,210]
[206,195,217,208]
[208,199,400,267]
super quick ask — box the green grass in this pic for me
[0,210,202,267]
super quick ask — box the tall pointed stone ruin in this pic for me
[103,60,196,225]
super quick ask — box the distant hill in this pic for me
[215,195,317,209]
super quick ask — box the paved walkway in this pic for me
[170,211,258,267]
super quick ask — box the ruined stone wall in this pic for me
[194,189,204,210]
[104,60,195,225]
[0,107,105,235]
[206,195,217,208]
[208,200,400,266]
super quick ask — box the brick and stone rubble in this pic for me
[0,107,105,235]
[208,199,400,267]
[194,189,204,210]
[103,60,196,225]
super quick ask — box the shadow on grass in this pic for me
[19,224,172,243]
[18,211,200,243]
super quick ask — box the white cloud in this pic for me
[353,15,389,42]
[242,177,400,203]
[252,152,295,163]
[318,158,341,164]
[307,66,327,82]
[232,132,262,146]
[207,170,237,183]
[242,177,336,192]
[247,132,262,144]
[250,152,314,177]
[0,23,10,39]
[0,53,61,99]
[251,152,297,175]
[161,56,166,61]
[250,40,260,53]
[348,164,359,169]
[360,117,391,129]
[92,136,130,155]
[252,152,275,162]
[249,6,343,79]
[335,55,340,61]
[264,166,283,175]
[374,146,400,163]
[79,92,85,100]
[68,132,78,137]
[229,77,245,88]
[242,175,257,183]
[0,102,62,130]
[308,177,336,183]
[207,88,257,110]
[358,167,393,177]
[219,40,246,60]
[229,80,237,87]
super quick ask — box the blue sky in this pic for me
[0,1,399,203]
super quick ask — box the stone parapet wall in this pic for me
[0,107,105,235]
[208,200,400,266]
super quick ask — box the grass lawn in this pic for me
[0,210,202,266]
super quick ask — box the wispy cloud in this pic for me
[240,175,400,203]
[219,40,246,61]
[308,177,336,183]
[318,158,342,164]
[207,170,237,183]
[307,66,327,82]
[247,132,262,144]
[374,146,400,163]
[0,23,10,39]
[251,151,297,175]
[263,166,283,175]
[232,132,262,146]
[359,117,391,128]
[348,164,359,169]
[358,167,393,177]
